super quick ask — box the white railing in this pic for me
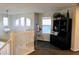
[0,40,10,55]
[0,31,35,55]
[10,32,35,55]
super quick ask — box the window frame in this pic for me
[42,17,51,34]
[26,18,31,27]
[20,17,25,26]
[3,17,8,27]
[15,18,20,26]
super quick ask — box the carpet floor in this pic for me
[30,40,79,55]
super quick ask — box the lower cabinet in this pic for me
[50,34,71,50]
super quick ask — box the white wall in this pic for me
[59,7,74,18]
[9,13,34,32]
[35,7,74,42]
[0,7,74,42]
[0,13,35,42]
[35,13,54,41]
[71,5,79,51]
[0,14,11,41]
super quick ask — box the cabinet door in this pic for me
[60,20,67,32]
[50,35,53,44]
[53,20,60,32]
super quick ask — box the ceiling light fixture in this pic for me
[6,9,8,17]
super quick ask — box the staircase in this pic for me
[0,40,10,55]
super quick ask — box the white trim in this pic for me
[71,48,79,51]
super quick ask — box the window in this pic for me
[26,18,31,27]
[15,19,19,26]
[42,17,51,33]
[15,17,31,27]
[15,17,25,26]
[20,17,25,26]
[3,17,8,26]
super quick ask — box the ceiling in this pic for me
[0,3,76,14]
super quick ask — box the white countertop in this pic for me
[50,32,59,36]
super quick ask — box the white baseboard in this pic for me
[25,49,35,55]
[37,39,50,42]
[71,48,79,51]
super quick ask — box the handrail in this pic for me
[0,39,10,51]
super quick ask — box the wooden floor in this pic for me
[30,40,79,55]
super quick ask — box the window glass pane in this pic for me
[42,25,51,33]
[26,18,31,26]
[42,17,51,25]
[20,17,25,26]
[15,19,19,26]
[3,17,8,26]
[42,17,51,33]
